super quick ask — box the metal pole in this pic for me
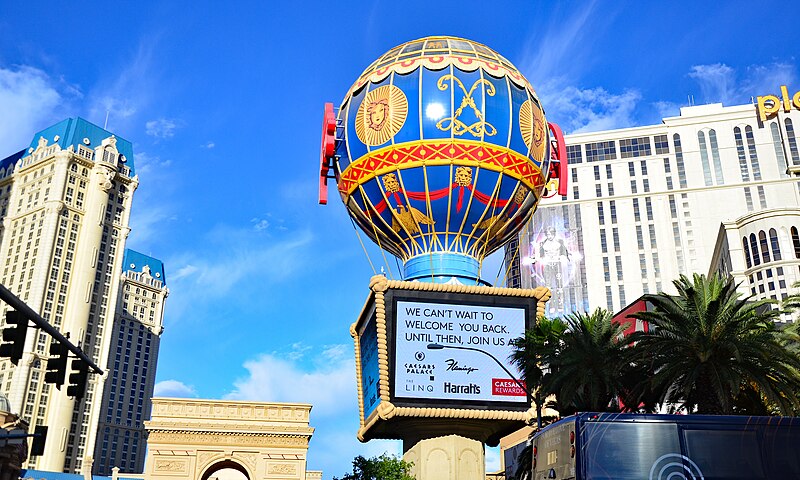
[0,283,103,374]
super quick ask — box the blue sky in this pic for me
[1,0,798,476]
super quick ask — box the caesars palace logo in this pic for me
[756,85,800,122]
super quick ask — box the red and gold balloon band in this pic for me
[337,140,546,197]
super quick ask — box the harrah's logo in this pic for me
[492,378,527,396]
[756,85,800,122]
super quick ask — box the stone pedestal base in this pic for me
[402,435,484,480]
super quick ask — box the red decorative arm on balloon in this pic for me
[547,122,568,197]
[319,102,338,205]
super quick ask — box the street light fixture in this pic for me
[426,342,541,427]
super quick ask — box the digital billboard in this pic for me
[386,291,534,410]
[358,303,381,419]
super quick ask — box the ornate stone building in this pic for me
[0,118,167,473]
[143,398,321,479]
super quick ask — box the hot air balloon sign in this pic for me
[319,36,568,284]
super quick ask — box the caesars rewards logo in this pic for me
[756,85,800,122]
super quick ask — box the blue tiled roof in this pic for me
[27,117,135,175]
[123,249,166,284]
[0,148,26,172]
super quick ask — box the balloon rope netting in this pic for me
[348,214,524,288]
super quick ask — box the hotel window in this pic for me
[645,197,653,221]
[571,168,578,184]
[620,136,652,158]
[594,165,600,181]
[663,158,671,174]
[757,185,767,209]
[636,225,644,249]
[603,258,610,281]
[734,127,750,181]
[585,140,616,162]
[769,229,782,261]
[640,160,648,176]
[600,230,608,253]
[770,122,789,176]
[630,180,637,194]
[596,184,602,197]
[750,233,761,266]
[609,201,617,223]
[743,237,752,268]
[605,286,613,310]
[605,164,613,178]
[698,131,713,186]
[573,186,579,200]
[633,199,640,221]
[759,231,771,263]
[639,254,647,278]
[649,225,657,249]
[744,187,754,212]
[615,256,623,280]
[642,179,650,192]
[709,129,724,185]
[612,227,620,252]
[607,182,614,196]
[668,196,677,218]
[786,119,800,165]
[567,144,583,164]
[673,134,687,186]
[654,134,669,154]
[597,203,605,225]
[628,162,635,176]
[738,126,763,182]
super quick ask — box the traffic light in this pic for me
[66,359,89,399]
[44,341,69,388]
[0,310,27,365]
[29,425,48,456]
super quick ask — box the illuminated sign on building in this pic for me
[756,85,800,122]
[394,300,527,404]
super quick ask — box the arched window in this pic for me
[792,226,800,259]
[698,131,713,186]
[744,126,761,180]
[673,134,687,188]
[771,122,789,177]
[743,237,752,268]
[750,233,761,266]
[769,228,782,261]
[734,127,749,181]
[709,129,724,184]
[759,230,771,263]
[786,118,800,165]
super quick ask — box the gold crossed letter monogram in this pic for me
[435,75,497,138]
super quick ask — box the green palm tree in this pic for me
[544,308,633,414]
[509,316,567,426]
[632,273,800,415]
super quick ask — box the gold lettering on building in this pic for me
[756,85,800,121]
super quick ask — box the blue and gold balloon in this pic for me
[334,36,550,283]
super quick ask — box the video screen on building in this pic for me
[387,292,532,410]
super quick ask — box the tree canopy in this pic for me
[333,454,414,480]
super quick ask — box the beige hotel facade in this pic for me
[506,98,800,320]
[0,118,167,474]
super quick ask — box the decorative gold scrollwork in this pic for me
[435,75,497,138]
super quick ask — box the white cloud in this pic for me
[203,141,215,149]
[87,38,160,130]
[164,228,314,320]
[688,63,736,105]
[145,118,181,138]
[688,61,798,105]
[541,84,641,134]
[251,218,270,231]
[154,379,197,398]
[0,65,67,156]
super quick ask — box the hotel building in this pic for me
[506,102,800,320]
[0,118,167,473]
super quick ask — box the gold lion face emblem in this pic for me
[355,85,408,146]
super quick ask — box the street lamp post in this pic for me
[426,343,541,428]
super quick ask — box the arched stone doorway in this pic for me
[202,459,250,480]
[142,398,322,479]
